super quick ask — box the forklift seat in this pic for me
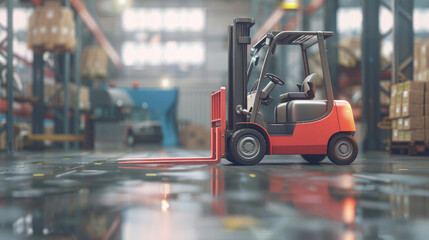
[279,73,317,103]
[274,100,327,123]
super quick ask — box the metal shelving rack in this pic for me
[2,0,121,154]
[2,0,14,155]
[360,0,413,152]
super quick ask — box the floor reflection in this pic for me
[0,153,429,239]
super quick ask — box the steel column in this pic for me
[392,0,413,83]
[63,0,71,151]
[324,0,338,94]
[6,0,14,155]
[301,0,310,31]
[361,0,382,151]
[73,13,82,149]
[32,53,45,148]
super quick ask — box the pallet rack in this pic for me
[1,0,121,154]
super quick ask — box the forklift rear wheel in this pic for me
[301,154,326,164]
[228,129,266,165]
[327,134,358,165]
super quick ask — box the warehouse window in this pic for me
[122,41,205,66]
[122,8,206,32]
[121,8,206,67]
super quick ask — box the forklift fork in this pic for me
[118,88,226,165]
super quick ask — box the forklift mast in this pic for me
[227,18,255,131]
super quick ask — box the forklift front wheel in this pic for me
[228,129,266,165]
[327,134,358,165]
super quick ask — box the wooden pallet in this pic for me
[390,141,429,156]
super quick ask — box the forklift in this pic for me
[119,18,358,166]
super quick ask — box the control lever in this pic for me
[236,105,250,115]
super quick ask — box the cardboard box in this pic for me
[392,129,399,142]
[426,129,429,142]
[389,104,396,119]
[397,83,404,93]
[390,95,396,106]
[402,90,424,105]
[398,118,404,130]
[425,92,429,106]
[28,5,75,52]
[420,42,429,73]
[395,104,402,118]
[0,126,5,150]
[392,119,398,129]
[416,71,429,82]
[403,117,424,130]
[396,92,402,106]
[402,103,423,117]
[27,11,36,48]
[391,83,398,97]
[402,80,425,92]
[381,81,391,106]
[80,46,108,79]
[53,83,90,109]
[403,130,425,142]
[182,125,211,149]
[414,41,422,78]
[44,0,61,7]
[30,7,45,47]
[0,123,22,150]
[398,131,405,142]
[47,8,75,51]
[25,82,56,102]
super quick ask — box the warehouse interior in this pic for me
[1,0,429,239]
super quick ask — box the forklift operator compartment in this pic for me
[275,72,327,123]
[248,31,333,125]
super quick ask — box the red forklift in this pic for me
[119,18,358,166]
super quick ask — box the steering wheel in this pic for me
[265,73,285,85]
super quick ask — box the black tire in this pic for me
[301,154,326,164]
[327,134,358,165]
[126,132,135,146]
[228,128,266,166]
[225,155,237,164]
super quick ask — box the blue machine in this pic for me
[122,87,180,147]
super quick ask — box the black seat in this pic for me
[274,73,326,123]
[279,73,317,103]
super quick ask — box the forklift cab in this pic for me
[246,31,334,128]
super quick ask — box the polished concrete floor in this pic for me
[0,149,429,240]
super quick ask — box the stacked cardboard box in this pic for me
[414,40,429,82]
[53,83,90,110]
[390,81,427,143]
[80,46,108,80]
[27,1,76,52]
[25,82,56,102]
[181,125,211,149]
[0,123,28,150]
[25,82,90,109]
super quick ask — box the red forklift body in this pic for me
[269,100,355,155]
[118,18,358,166]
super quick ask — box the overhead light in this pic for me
[115,0,131,10]
[117,0,127,7]
[281,0,299,10]
[161,77,171,88]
